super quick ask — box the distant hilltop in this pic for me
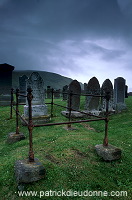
[12,70,74,90]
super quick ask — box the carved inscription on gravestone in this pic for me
[26,72,45,105]
[24,72,48,118]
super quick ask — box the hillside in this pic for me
[12,70,73,90]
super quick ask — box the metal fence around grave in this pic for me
[10,87,110,163]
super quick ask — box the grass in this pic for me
[0,97,132,200]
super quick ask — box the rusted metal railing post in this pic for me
[51,88,54,117]
[15,88,20,134]
[10,88,14,119]
[27,87,34,162]
[67,91,72,129]
[103,92,110,147]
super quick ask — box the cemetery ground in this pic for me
[0,97,131,200]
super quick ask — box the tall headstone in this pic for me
[85,77,100,115]
[61,80,82,118]
[114,77,126,111]
[46,86,52,99]
[0,63,14,106]
[62,85,68,100]
[19,75,28,103]
[67,80,81,111]
[84,83,87,94]
[54,89,61,99]
[101,79,114,112]
[125,85,128,98]
[23,72,50,124]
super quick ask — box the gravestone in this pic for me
[46,86,52,99]
[83,83,87,94]
[125,85,128,98]
[54,89,61,99]
[85,77,100,115]
[23,72,50,124]
[62,85,68,100]
[114,77,126,111]
[61,80,82,118]
[128,92,132,96]
[19,75,28,103]
[0,63,14,106]
[68,80,81,111]
[101,79,115,112]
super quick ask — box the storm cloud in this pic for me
[0,0,132,91]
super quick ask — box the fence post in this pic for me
[10,88,14,119]
[27,87,34,162]
[51,88,54,117]
[15,88,20,134]
[103,91,110,146]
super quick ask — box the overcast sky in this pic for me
[0,0,132,91]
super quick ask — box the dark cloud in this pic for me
[0,0,132,91]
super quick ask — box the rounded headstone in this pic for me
[85,77,100,111]
[67,80,81,111]
[101,79,114,111]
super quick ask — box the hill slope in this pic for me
[12,70,73,90]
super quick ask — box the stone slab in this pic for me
[61,111,85,118]
[115,103,127,112]
[63,125,78,131]
[0,101,11,106]
[14,158,46,184]
[24,105,48,117]
[7,132,25,144]
[95,144,122,161]
[0,95,11,106]
[83,110,101,117]
[21,115,51,125]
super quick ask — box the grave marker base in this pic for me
[61,111,85,118]
[15,158,46,184]
[115,103,126,112]
[63,125,78,131]
[7,132,25,144]
[21,115,51,125]
[95,144,122,161]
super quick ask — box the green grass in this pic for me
[0,97,132,200]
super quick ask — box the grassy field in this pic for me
[0,97,132,200]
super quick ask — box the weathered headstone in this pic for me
[68,80,81,111]
[61,80,82,118]
[0,63,14,106]
[85,77,100,115]
[46,86,52,99]
[125,85,128,98]
[129,92,132,96]
[101,79,114,112]
[62,85,68,100]
[23,72,50,124]
[54,89,61,99]
[84,83,87,93]
[114,77,126,111]
[19,75,28,103]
